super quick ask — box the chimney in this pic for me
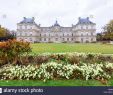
[79,17,81,20]
[87,17,89,20]
[32,17,35,21]
[23,17,26,19]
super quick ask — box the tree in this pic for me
[0,25,16,41]
[96,33,102,41]
[102,20,113,41]
[0,25,7,37]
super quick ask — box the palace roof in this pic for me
[19,17,35,24]
[77,17,95,25]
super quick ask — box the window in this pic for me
[30,38,32,41]
[86,26,88,29]
[44,38,46,41]
[56,38,58,41]
[81,26,83,29]
[25,25,27,29]
[67,38,69,41]
[91,33,93,36]
[40,38,41,41]
[67,34,69,36]
[49,38,51,41]
[81,38,83,42]
[30,32,32,36]
[63,38,64,41]
[20,25,22,29]
[71,38,73,41]
[25,33,27,36]
[81,34,83,36]
[91,38,93,41]
[72,33,73,36]
[63,34,64,37]
[91,26,93,29]
[40,34,41,36]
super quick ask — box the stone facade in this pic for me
[16,17,96,43]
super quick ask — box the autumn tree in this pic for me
[0,25,7,37]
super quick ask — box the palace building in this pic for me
[16,17,96,43]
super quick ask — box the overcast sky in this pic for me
[0,0,113,32]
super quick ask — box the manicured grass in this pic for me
[0,80,113,86]
[31,43,113,54]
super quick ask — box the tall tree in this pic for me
[102,20,113,41]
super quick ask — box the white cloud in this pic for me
[0,0,113,32]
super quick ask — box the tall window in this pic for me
[71,38,73,41]
[56,38,58,41]
[86,26,88,29]
[67,34,69,36]
[40,34,41,36]
[30,32,32,36]
[25,33,27,36]
[91,32,93,36]
[81,34,83,36]
[91,26,93,29]
[25,25,27,29]
[63,34,64,37]
[31,26,32,29]
[20,25,22,29]
[81,38,83,42]
[44,38,46,41]
[30,38,32,41]
[81,26,83,29]
[72,33,73,37]
[87,33,88,36]
[67,38,69,41]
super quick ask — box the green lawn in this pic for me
[31,43,113,54]
[0,80,113,86]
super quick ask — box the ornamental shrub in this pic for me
[0,39,31,65]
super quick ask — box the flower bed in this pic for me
[0,62,113,82]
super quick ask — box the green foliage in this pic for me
[102,20,113,41]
